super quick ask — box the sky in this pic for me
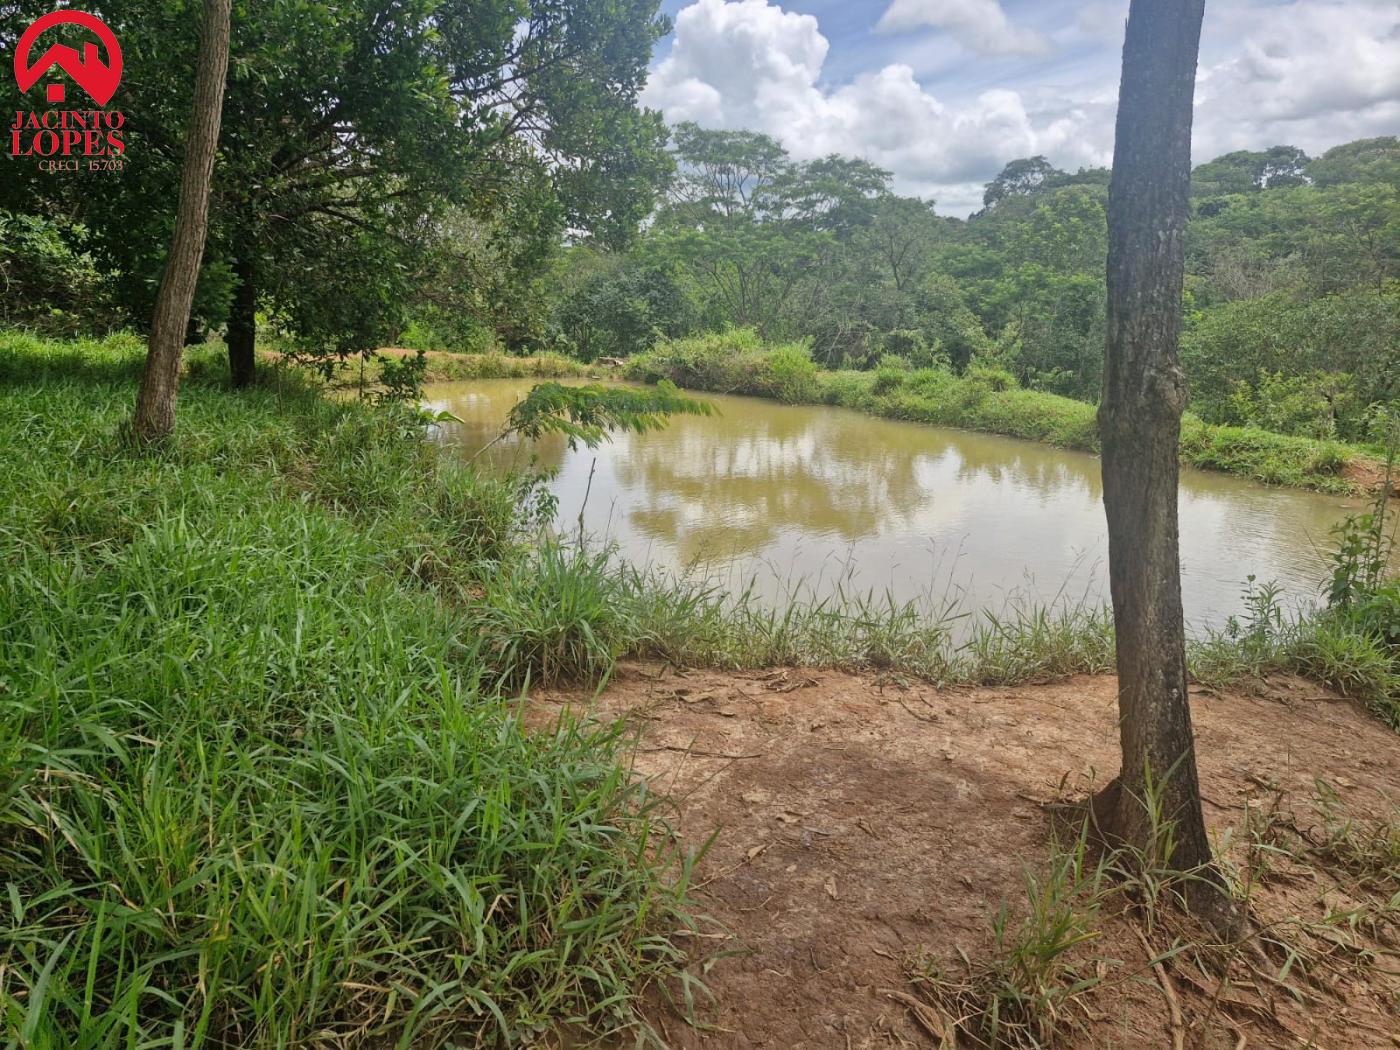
[641,0,1400,215]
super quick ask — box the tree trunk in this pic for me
[1095,0,1217,882]
[131,0,233,443]
[227,250,257,388]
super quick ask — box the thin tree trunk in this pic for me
[227,249,257,388]
[132,0,233,443]
[1095,0,1219,890]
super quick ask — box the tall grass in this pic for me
[627,330,1376,495]
[1189,579,1399,726]
[0,332,700,1047]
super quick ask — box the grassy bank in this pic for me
[264,345,589,389]
[1,330,1394,1045]
[0,333,697,1047]
[625,330,1382,495]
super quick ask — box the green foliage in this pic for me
[472,545,644,686]
[1190,520,1399,725]
[547,249,695,360]
[1327,497,1396,611]
[0,0,672,366]
[567,132,1394,441]
[374,348,431,404]
[1181,287,1399,442]
[625,329,819,402]
[1307,136,1400,189]
[629,332,1380,492]
[501,379,714,449]
[982,155,1066,209]
[0,211,115,336]
[763,343,822,402]
[1323,476,1399,673]
[1177,417,1358,490]
[1192,145,1310,197]
[0,332,707,1047]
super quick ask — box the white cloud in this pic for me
[642,0,1400,216]
[643,0,1102,214]
[877,0,1052,56]
[1193,0,1400,159]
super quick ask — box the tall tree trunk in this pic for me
[131,0,233,443]
[227,249,257,388]
[1095,0,1217,885]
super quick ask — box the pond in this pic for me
[425,379,1382,631]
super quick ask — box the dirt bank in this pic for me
[535,666,1400,1049]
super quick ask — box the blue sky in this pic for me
[643,0,1400,214]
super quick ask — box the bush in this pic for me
[1179,417,1358,492]
[551,260,695,361]
[626,329,817,402]
[765,342,820,402]
[0,210,118,335]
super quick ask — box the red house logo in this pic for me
[14,10,123,106]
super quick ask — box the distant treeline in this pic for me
[532,131,1396,446]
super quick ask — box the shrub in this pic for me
[626,329,818,402]
[764,342,820,402]
[0,211,119,335]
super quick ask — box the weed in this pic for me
[1304,781,1399,888]
[907,825,1110,1049]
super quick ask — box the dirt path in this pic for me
[535,666,1400,1049]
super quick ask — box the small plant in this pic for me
[470,380,714,466]
[1308,780,1400,888]
[907,825,1109,1049]
[1223,575,1286,654]
[1327,425,1396,611]
[374,346,429,403]
[1327,507,1394,611]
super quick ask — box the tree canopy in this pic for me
[0,0,672,380]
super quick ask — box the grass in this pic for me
[1188,579,1400,727]
[627,330,1379,495]
[0,332,702,1047]
[907,777,1400,1049]
[907,826,1111,1049]
[622,579,1119,686]
[0,328,1394,1046]
[262,344,588,391]
[413,348,589,383]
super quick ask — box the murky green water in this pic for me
[425,379,1381,629]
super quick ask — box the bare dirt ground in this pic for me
[534,665,1400,1049]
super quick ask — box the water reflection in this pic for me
[425,379,1379,629]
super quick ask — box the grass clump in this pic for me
[906,827,1111,1050]
[308,346,588,392]
[625,328,820,403]
[0,331,701,1047]
[1303,782,1400,889]
[628,330,1381,494]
